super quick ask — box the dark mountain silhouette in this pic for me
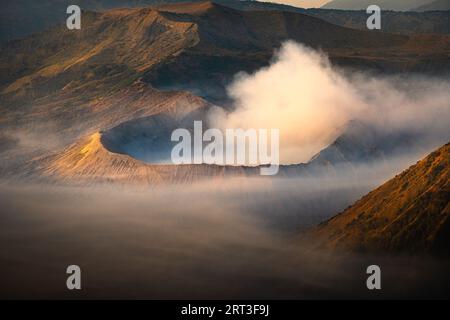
[322,0,431,11]
[415,0,450,11]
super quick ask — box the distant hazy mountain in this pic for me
[258,0,328,8]
[322,0,432,11]
[313,142,450,255]
[415,0,450,11]
[307,120,420,167]
[2,0,450,44]
[220,1,450,35]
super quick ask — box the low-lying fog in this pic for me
[1,172,449,299]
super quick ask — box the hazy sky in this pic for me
[260,0,330,8]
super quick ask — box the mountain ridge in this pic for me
[20,132,259,185]
[2,0,450,46]
[311,142,450,255]
[322,0,432,11]
[415,0,450,11]
[1,2,449,183]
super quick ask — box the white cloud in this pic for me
[209,41,450,164]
